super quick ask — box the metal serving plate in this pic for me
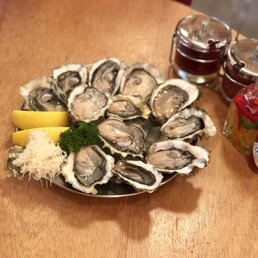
[52,172,177,198]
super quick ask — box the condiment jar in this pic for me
[223,82,258,156]
[221,39,258,102]
[251,135,258,171]
[170,15,231,85]
[247,134,258,173]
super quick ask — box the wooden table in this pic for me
[0,0,257,257]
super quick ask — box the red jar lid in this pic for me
[175,15,231,53]
[234,84,258,122]
[226,39,258,82]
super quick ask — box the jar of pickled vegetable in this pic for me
[221,39,258,102]
[170,14,231,86]
[223,82,258,156]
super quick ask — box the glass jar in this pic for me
[247,135,258,173]
[252,136,258,168]
[221,39,258,103]
[170,15,231,85]
[223,83,258,156]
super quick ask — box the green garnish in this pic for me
[240,116,258,130]
[59,122,101,153]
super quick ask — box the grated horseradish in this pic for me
[13,131,66,182]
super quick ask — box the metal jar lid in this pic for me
[226,39,258,81]
[175,14,231,53]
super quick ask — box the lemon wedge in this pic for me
[12,110,69,129]
[13,127,69,147]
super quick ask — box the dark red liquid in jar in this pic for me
[175,41,222,75]
[171,15,231,84]
[221,65,255,101]
[222,38,258,102]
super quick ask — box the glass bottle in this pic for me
[223,81,258,156]
[247,134,258,173]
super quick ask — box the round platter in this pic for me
[52,172,177,198]
[9,59,214,199]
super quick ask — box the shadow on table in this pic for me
[1,173,201,240]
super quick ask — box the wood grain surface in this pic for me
[0,0,257,257]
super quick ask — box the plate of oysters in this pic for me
[7,58,216,198]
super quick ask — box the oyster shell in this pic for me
[61,145,114,195]
[112,159,163,192]
[107,94,151,120]
[7,146,24,178]
[120,62,164,102]
[67,85,112,123]
[146,139,209,174]
[150,79,199,123]
[161,107,216,141]
[52,64,88,103]
[97,118,146,158]
[20,77,66,111]
[89,58,125,96]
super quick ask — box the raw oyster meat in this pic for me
[20,77,66,111]
[97,118,146,158]
[112,159,163,192]
[61,145,114,195]
[161,107,216,141]
[146,139,209,174]
[150,79,199,123]
[67,85,112,123]
[52,64,88,103]
[89,58,124,96]
[107,94,151,120]
[120,62,164,102]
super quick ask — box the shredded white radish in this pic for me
[13,131,66,182]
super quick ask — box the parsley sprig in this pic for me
[59,122,101,153]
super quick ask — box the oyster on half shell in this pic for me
[161,107,216,141]
[120,63,164,102]
[150,79,199,123]
[97,118,146,158]
[89,58,125,96]
[67,85,112,123]
[107,94,151,120]
[52,64,88,103]
[20,77,66,111]
[113,159,163,192]
[146,139,209,174]
[7,146,24,178]
[61,145,114,195]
